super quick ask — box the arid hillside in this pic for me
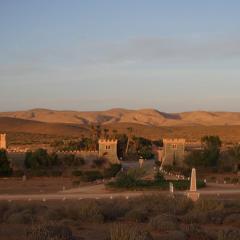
[0,117,90,137]
[1,117,240,143]
[1,108,240,126]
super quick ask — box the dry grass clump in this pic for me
[217,228,240,240]
[98,198,130,221]
[149,214,179,232]
[183,224,213,240]
[125,208,149,223]
[182,199,226,224]
[109,223,152,240]
[160,231,186,240]
[223,213,240,228]
[46,200,104,223]
[0,202,46,224]
[27,223,75,240]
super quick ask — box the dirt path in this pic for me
[0,183,239,201]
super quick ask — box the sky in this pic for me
[0,0,240,112]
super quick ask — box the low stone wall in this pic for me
[57,151,99,162]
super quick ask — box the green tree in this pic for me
[25,149,60,169]
[228,144,240,172]
[201,136,222,167]
[103,128,109,139]
[0,149,12,176]
[185,150,203,168]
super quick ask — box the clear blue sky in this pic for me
[1,0,240,112]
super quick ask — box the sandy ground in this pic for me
[0,179,239,201]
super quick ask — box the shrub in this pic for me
[66,200,103,223]
[71,170,82,177]
[0,202,10,222]
[182,211,208,224]
[183,224,212,240]
[0,149,12,176]
[50,170,62,177]
[231,178,239,184]
[218,228,240,240]
[223,213,240,227]
[103,164,122,178]
[154,171,165,183]
[125,208,148,223]
[46,208,67,221]
[149,214,179,231]
[12,170,25,177]
[194,199,224,212]
[6,209,33,224]
[80,170,103,182]
[93,157,106,167]
[99,198,130,221]
[109,223,153,240]
[27,223,74,240]
[161,231,186,240]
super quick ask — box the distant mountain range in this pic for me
[1,108,240,126]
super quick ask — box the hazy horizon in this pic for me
[1,1,240,112]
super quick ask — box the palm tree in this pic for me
[103,128,109,139]
[112,129,118,139]
[125,127,133,154]
[228,144,240,172]
[96,125,102,139]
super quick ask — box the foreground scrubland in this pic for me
[0,195,239,240]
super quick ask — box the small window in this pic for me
[172,144,177,149]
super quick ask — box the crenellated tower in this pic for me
[98,139,119,164]
[0,134,7,149]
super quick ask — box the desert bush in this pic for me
[127,194,192,218]
[161,231,186,240]
[183,224,213,240]
[109,223,153,240]
[93,157,106,167]
[207,210,226,224]
[217,228,240,240]
[27,223,74,240]
[12,170,25,177]
[149,214,179,231]
[182,211,208,224]
[0,149,12,176]
[50,170,62,176]
[99,198,130,221]
[173,197,193,215]
[1,203,47,224]
[46,208,67,221]
[194,199,224,212]
[103,164,122,178]
[231,178,239,184]
[125,208,148,222]
[80,170,103,182]
[6,209,33,224]
[71,170,83,177]
[66,200,103,223]
[0,202,10,222]
[223,213,240,227]
[72,180,80,186]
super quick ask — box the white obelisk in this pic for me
[187,168,200,201]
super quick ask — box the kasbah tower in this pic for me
[0,134,6,149]
[98,139,120,164]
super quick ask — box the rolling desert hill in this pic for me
[0,117,90,137]
[1,108,240,126]
[1,108,240,143]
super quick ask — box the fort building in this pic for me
[98,139,119,164]
[0,134,6,149]
[161,138,185,167]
